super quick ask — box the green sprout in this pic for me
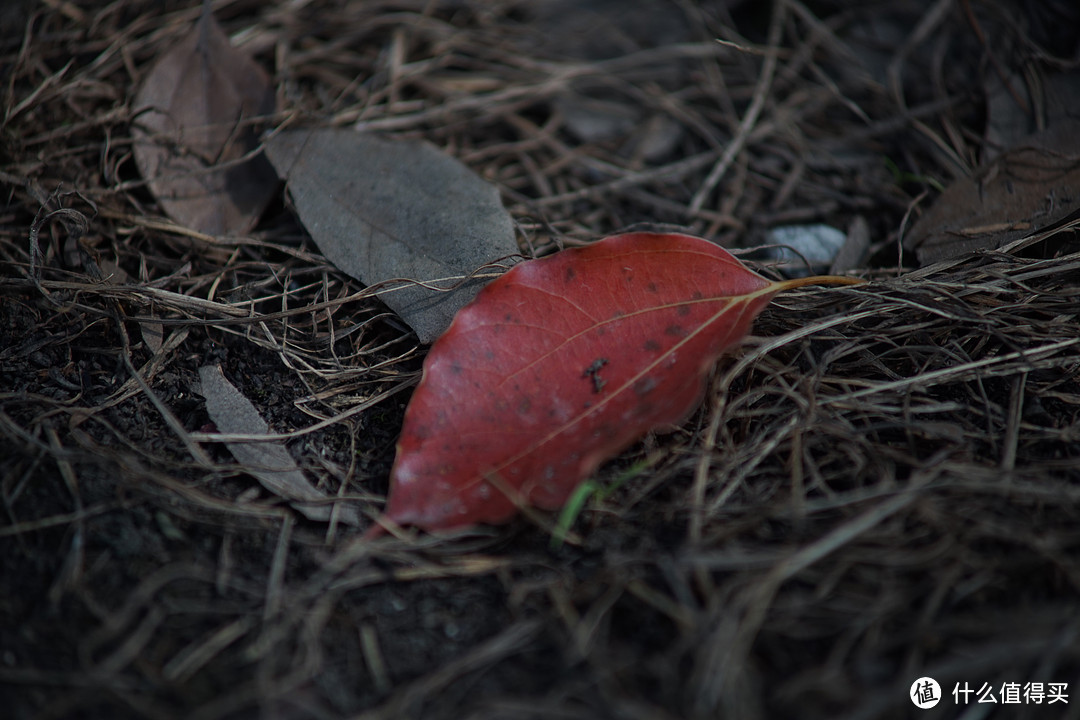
[550,455,656,549]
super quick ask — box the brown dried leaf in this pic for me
[984,70,1080,163]
[905,121,1080,263]
[264,128,518,344]
[198,365,359,525]
[132,6,277,236]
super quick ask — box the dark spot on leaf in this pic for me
[564,266,576,283]
[484,349,495,361]
[691,290,704,300]
[634,377,657,396]
[584,358,608,374]
[666,324,687,337]
[677,305,691,317]
[644,339,660,352]
[646,282,658,293]
[583,358,608,393]
[450,363,463,374]
[504,312,515,322]
[518,398,531,414]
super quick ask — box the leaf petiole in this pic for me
[772,274,866,292]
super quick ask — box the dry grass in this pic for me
[2,1,1079,719]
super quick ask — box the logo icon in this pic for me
[911,677,942,709]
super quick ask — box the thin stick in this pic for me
[690,0,785,213]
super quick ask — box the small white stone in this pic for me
[764,224,846,277]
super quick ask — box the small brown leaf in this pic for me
[198,365,359,525]
[132,5,277,236]
[904,121,1080,263]
[264,128,518,344]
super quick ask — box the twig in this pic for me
[689,0,785,213]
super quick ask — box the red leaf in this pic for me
[368,232,860,536]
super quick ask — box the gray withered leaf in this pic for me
[132,4,277,236]
[198,365,360,526]
[264,128,518,344]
